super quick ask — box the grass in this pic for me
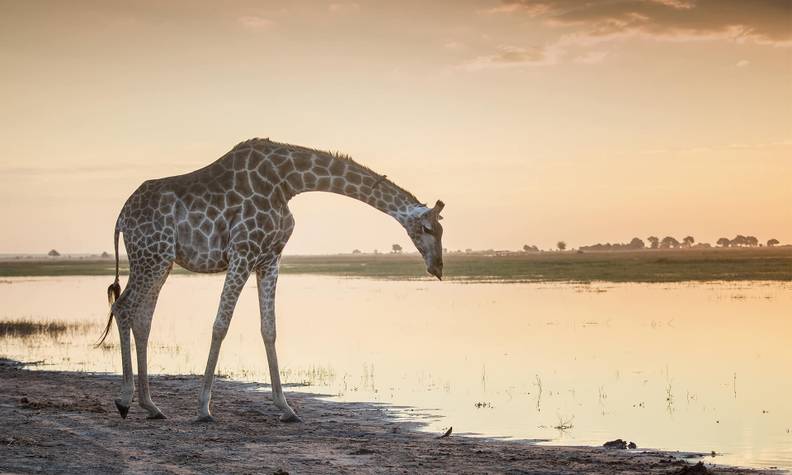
[1,247,791,283]
[0,319,93,339]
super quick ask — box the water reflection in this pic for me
[1,276,791,469]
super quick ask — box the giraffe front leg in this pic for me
[257,261,301,423]
[197,257,252,422]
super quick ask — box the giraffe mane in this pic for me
[232,137,421,203]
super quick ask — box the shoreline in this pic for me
[0,360,771,474]
[2,248,792,283]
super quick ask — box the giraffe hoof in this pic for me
[146,412,167,420]
[194,415,215,423]
[280,412,302,423]
[114,400,130,419]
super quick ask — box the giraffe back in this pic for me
[118,156,293,273]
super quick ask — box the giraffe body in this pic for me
[103,138,444,422]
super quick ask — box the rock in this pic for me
[349,448,375,455]
[603,439,627,449]
[677,461,709,474]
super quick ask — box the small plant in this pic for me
[665,382,674,414]
[553,414,574,431]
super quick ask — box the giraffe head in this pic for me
[405,200,445,280]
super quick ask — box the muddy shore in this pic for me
[0,361,769,474]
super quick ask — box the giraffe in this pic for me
[98,138,445,422]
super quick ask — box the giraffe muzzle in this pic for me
[428,264,443,280]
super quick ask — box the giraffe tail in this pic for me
[95,229,122,348]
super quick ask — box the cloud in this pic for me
[463,45,555,70]
[237,15,274,29]
[444,41,466,50]
[0,160,209,177]
[329,2,360,13]
[489,0,792,45]
[482,2,550,15]
[641,140,792,155]
[573,50,609,64]
[0,165,121,176]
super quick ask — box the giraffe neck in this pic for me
[257,144,426,225]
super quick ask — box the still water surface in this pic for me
[1,275,791,469]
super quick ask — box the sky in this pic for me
[0,0,790,254]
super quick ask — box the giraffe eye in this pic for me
[422,224,433,235]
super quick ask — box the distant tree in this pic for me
[660,236,680,249]
[373,249,380,255]
[627,237,645,249]
[647,236,659,249]
[557,241,567,251]
[47,249,60,257]
[391,244,403,254]
[352,249,362,254]
[745,236,759,247]
[683,236,695,247]
[731,235,747,247]
[716,237,730,247]
[465,248,473,253]
[522,244,539,252]
[767,238,780,247]
[100,251,111,258]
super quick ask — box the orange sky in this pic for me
[0,0,790,254]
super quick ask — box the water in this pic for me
[1,275,791,470]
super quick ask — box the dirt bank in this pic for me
[0,361,768,474]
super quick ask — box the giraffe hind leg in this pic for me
[127,259,173,419]
[109,288,135,418]
[115,310,134,418]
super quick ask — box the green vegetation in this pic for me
[0,319,94,339]
[2,247,792,283]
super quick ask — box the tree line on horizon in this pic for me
[359,234,785,255]
[41,233,787,259]
[520,235,782,252]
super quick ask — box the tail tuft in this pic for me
[95,281,121,348]
[108,280,121,305]
[96,228,122,348]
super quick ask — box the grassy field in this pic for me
[2,247,791,283]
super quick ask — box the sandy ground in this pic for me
[0,361,771,475]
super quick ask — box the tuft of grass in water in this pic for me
[553,414,575,431]
[0,319,94,339]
